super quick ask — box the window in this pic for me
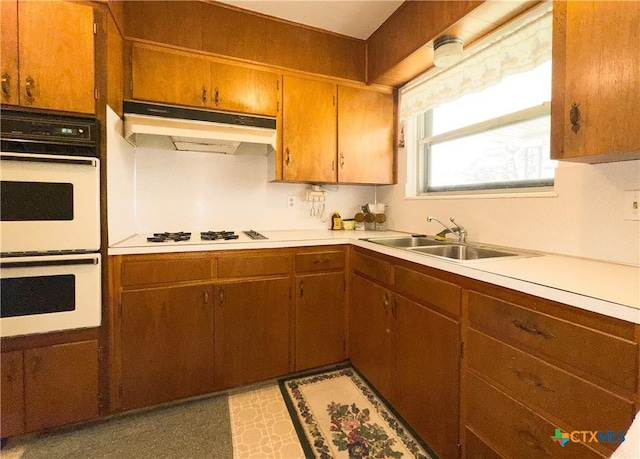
[400,4,555,196]
[418,61,556,193]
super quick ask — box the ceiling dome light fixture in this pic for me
[433,35,464,68]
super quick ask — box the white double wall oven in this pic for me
[0,109,102,337]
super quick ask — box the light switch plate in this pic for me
[624,190,640,221]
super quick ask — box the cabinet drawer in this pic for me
[217,254,290,278]
[394,266,461,316]
[352,250,390,284]
[465,428,502,459]
[468,291,638,392]
[468,328,635,447]
[467,373,605,459]
[121,258,212,287]
[295,249,345,273]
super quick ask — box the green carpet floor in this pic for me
[2,394,232,459]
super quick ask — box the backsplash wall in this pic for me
[106,107,375,243]
[378,144,640,266]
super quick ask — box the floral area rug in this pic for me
[279,366,435,459]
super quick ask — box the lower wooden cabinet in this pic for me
[1,341,99,436]
[394,294,460,459]
[294,248,347,372]
[464,287,639,458]
[350,274,395,401]
[350,265,463,459]
[1,350,24,437]
[120,285,214,410]
[214,278,290,389]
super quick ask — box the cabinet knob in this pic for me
[1,72,11,99]
[285,147,291,166]
[339,152,345,169]
[218,288,224,305]
[214,88,220,106]
[202,86,208,104]
[25,75,36,102]
[569,103,581,134]
[299,280,304,298]
[204,290,209,304]
[383,291,390,314]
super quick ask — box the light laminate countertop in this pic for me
[109,229,640,324]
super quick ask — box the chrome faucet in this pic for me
[427,216,467,242]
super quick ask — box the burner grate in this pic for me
[201,231,239,241]
[147,232,191,243]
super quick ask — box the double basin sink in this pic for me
[366,236,534,263]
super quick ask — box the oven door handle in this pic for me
[0,153,98,167]
[0,256,99,269]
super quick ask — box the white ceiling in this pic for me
[215,1,404,40]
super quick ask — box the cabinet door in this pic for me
[24,341,98,432]
[1,350,24,437]
[282,75,337,182]
[215,278,290,389]
[131,44,210,108]
[394,295,460,459]
[338,86,395,184]
[552,1,640,160]
[350,274,394,400]
[120,285,214,410]
[295,272,346,371]
[212,62,280,116]
[18,1,95,114]
[0,0,18,105]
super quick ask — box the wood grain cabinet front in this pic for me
[214,278,290,389]
[131,43,280,116]
[551,1,640,162]
[281,75,338,183]
[294,248,347,372]
[0,350,24,437]
[120,285,215,410]
[1,0,95,113]
[337,85,395,184]
[1,341,99,436]
[464,288,639,458]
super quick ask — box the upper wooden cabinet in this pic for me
[279,75,396,184]
[551,1,640,163]
[282,75,338,182]
[130,44,280,117]
[338,86,395,184]
[1,1,95,113]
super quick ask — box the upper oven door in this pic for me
[0,152,100,254]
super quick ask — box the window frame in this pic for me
[416,101,554,196]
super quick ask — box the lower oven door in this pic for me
[0,253,101,337]
[0,152,100,254]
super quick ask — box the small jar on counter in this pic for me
[342,219,355,230]
[330,211,342,230]
[354,213,365,231]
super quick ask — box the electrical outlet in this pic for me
[624,190,640,221]
[288,196,295,209]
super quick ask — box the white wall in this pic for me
[106,106,376,240]
[379,144,640,266]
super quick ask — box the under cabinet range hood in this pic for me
[123,100,277,155]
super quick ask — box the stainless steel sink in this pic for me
[409,244,519,261]
[366,236,534,262]
[366,236,450,248]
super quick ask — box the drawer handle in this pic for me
[300,280,304,298]
[219,288,224,305]
[516,428,552,456]
[510,367,555,392]
[512,319,555,340]
[383,291,390,314]
[1,72,11,99]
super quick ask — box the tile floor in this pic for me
[228,384,305,459]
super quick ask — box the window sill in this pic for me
[406,188,558,200]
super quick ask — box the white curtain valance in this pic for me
[399,3,552,120]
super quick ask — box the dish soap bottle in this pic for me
[331,211,342,230]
